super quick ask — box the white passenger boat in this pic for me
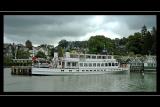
[32,52,129,75]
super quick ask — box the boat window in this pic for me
[93,63,96,67]
[108,56,111,59]
[92,56,96,59]
[86,55,91,59]
[102,56,106,59]
[112,63,114,66]
[94,70,96,71]
[109,63,111,66]
[90,70,92,71]
[80,55,84,58]
[84,63,88,67]
[101,63,104,67]
[89,63,92,67]
[72,62,76,66]
[97,56,101,59]
[105,63,108,66]
[80,63,83,67]
[97,63,100,67]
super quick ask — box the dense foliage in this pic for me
[35,51,46,59]
[57,25,156,56]
[25,40,32,50]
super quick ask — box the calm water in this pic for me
[4,68,156,92]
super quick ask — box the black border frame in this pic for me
[1,11,159,96]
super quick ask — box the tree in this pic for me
[25,40,32,50]
[50,47,55,58]
[141,25,147,36]
[16,50,30,59]
[58,46,64,57]
[35,51,46,59]
[126,33,143,54]
[151,26,156,55]
[58,39,68,49]
[142,31,152,54]
[4,56,12,66]
[88,35,114,54]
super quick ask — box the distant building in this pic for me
[143,55,156,71]
[128,57,144,72]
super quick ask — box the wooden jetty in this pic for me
[11,59,32,75]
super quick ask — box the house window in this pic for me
[80,63,83,67]
[92,56,96,59]
[109,63,111,66]
[97,63,100,67]
[89,63,92,67]
[105,63,108,66]
[115,63,118,66]
[112,63,114,66]
[93,63,96,67]
[101,63,104,67]
[59,61,61,65]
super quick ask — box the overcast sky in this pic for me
[4,15,156,47]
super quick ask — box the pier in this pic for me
[11,59,32,75]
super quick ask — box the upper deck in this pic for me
[62,52,114,61]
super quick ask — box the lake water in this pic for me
[4,68,156,92]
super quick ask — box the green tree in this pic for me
[126,33,143,54]
[50,47,55,58]
[4,56,12,66]
[141,25,147,36]
[88,35,114,54]
[58,46,64,57]
[25,40,32,50]
[142,31,152,54]
[151,26,156,55]
[35,51,46,59]
[58,39,68,49]
[16,50,30,59]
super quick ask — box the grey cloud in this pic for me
[103,15,156,30]
[4,15,156,46]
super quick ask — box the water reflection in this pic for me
[4,68,156,92]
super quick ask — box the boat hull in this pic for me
[32,68,128,76]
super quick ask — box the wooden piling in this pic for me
[11,59,32,76]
